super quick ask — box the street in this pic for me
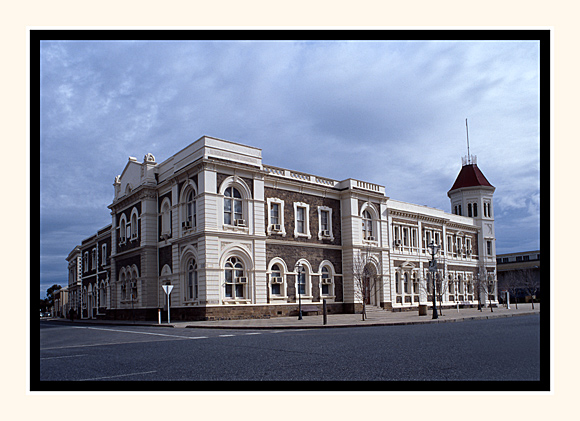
[37,315,542,390]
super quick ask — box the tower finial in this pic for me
[466,118,470,163]
[462,118,476,166]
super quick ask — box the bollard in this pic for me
[323,299,327,325]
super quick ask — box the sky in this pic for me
[39,37,541,298]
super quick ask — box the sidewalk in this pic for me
[44,303,540,330]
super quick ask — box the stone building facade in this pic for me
[66,136,498,320]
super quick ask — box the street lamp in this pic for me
[295,263,304,320]
[427,241,440,320]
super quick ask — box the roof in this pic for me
[448,164,494,193]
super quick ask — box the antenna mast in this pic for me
[465,118,471,164]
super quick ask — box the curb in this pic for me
[42,311,539,330]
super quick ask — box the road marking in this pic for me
[74,326,203,340]
[245,332,261,335]
[79,370,157,381]
[40,354,86,360]
[219,334,235,337]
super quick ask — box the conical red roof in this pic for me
[448,164,494,194]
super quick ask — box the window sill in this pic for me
[222,299,251,305]
[223,224,249,233]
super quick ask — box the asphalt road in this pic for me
[37,315,544,391]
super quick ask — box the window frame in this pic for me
[293,202,311,239]
[267,198,286,236]
[317,206,334,241]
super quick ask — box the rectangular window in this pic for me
[403,228,409,246]
[523,255,530,261]
[296,207,305,234]
[412,229,417,247]
[434,232,440,246]
[271,203,280,225]
[320,210,329,232]
[487,241,492,256]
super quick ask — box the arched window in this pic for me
[468,203,473,217]
[321,266,333,296]
[224,256,245,298]
[130,210,138,239]
[224,187,243,226]
[120,272,127,300]
[362,210,373,240]
[186,259,198,300]
[271,264,282,295]
[119,216,127,243]
[186,190,196,227]
[473,203,478,217]
[161,198,171,236]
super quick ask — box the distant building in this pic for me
[66,136,498,321]
[496,250,541,303]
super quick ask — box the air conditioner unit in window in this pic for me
[236,277,247,284]
[119,237,126,244]
[321,278,332,285]
[271,277,282,284]
[235,219,246,227]
[394,239,401,246]
[182,221,191,229]
[272,224,281,231]
[367,236,376,241]
[322,230,330,237]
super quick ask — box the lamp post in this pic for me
[427,241,440,320]
[295,263,303,320]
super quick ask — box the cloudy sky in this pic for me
[39,37,541,298]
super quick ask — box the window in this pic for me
[101,244,107,266]
[473,203,478,217]
[296,206,305,233]
[395,272,400,294]
[321,266,333,296]
[404,273,409,294]
[523,255,530,261]
[317,206,334,240]
[224,256,245,299]
[224,187,243,226]
[83,252,89,272]
[91,248,96,270]
[486,240,492,256]
[271,264,282,295]
[403,228,409,246]
[186,190,196,227]
[267,198,286,235]
[362,210,373,240]
[186,259,198,300]
[293,202,311,238]
[413,273,419,294]
[130,210,138,239]
[271,203,280,225]
[297,269,306,295]
[468,203,472,217]
[119,216,127,243]
[412,228,418,248]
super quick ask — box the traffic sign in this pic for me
[162,285,174,295]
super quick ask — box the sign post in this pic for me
[162,285,174,324]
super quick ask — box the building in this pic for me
[66,136,498,321]
[496,250,541,303]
